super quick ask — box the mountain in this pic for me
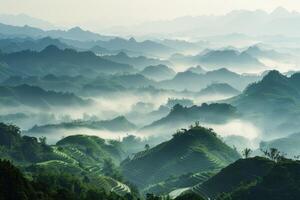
[93,37,174,58]
[244,45,291,60]
[142,103,238,136]
[2,74,90,94]
[186,65,206,74]
[0,45,135,77]
[260,132,300,158]
[229,70,300,113]
[159,68,260,91]
[198,83,240,96]
[110,7,300,38]
[0,37,71,53]
[0,84,90,109]
[0,23,112,41]
[102,52,172,70]
[121,126,240,188]
[226,70,300,136]
[0,62,20,81]
[170,49,265,71]
[160,39,207,52]
[28,116,137,134]
[140,64,176,81]
[0,14,55,30]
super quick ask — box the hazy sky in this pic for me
[0,0,300,29]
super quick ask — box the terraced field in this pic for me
[36,145,132,197]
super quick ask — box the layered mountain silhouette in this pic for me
[102,52,172,70]
[0,45,135,77]
[0,23,111,41]
[0,84,90,109]
[227,70,300,135]
[140,64,176,81]
[142,103,238,133]
[198,83,240,96]
[0,37,71,53]
[170,49,265,70]
[159,68,260,91]
[28,116,137,134]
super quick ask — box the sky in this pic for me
[0,0,300,29]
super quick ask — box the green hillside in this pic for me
[121,126,240,188]
[216,159,300,200]
[191,157,274,199]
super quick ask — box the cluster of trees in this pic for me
[241,147,289,162]
[0,123,53,163]
[0,159,139,200]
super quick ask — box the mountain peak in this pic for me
[68,26,84,32]
[271,7,290,17]
[263,70,287,82]
[117,51,128,57]
[41,45,60,53]
[129,37,136,42]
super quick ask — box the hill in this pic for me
[170,49,265,71]
[56,134,126,164]
[198,83,240,96]
[260,132,300,158]
[142,103,238,133]
[0,122,134,197]
[102,52,172,70]
[191,157,274,199]
[216,158,300,200]
[91,37,174,58]
[0,37,71,53]
[159,68,260,91]
[0,84,90,109]
[140,64,176,81]
[229,70,300,112]
[28,116,137,134]
[0,45,135,77]
[121,126,240,188]
[0,23,111,41]
[227,70,300,135]
[186,65,207,74]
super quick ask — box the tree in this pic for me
[38,136,47,145]
[242,148,252,158]
[145,144,150,151]
[261,148,285,162]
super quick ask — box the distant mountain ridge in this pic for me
[28,116,137,133]
[0,23,112,41]
[140,64,176,81]
[159,68,261,91]
[198,83,240,96]
[0,45,135,77]
[0,84,90,109]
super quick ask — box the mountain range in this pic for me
[0,45,135,77]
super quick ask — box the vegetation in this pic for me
[121,125,240,188]
[0,159,138,200]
